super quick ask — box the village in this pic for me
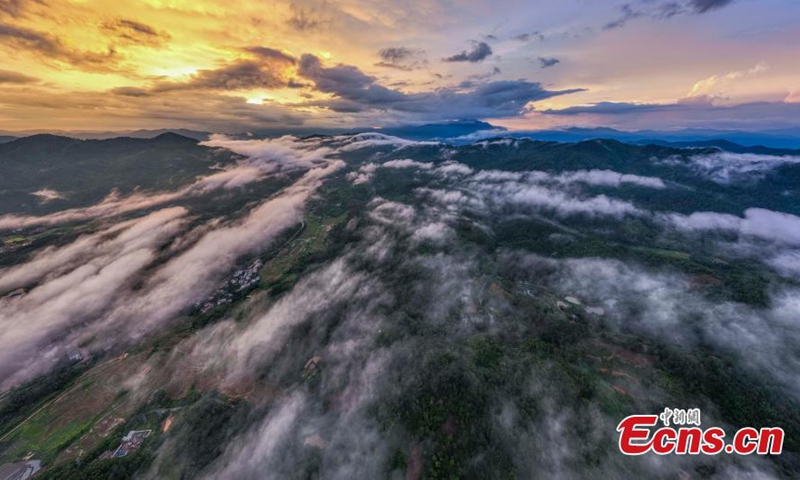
[0,458,40,480]
[98,430,152,460]
[194,258,263,314]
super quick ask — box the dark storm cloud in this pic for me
[298,54,405,111]
[538,57,560,69]
[605,0,736,29]
[690,0,734,13]
[298,54,584,119]
[102,18,171,47]
[0,21,117,69]
[0,68,38,83]
[657,2,684,18]
[443,41,493,63]
[31,49,583,129]
[656,0,735,17]
[298,54,381,95]
[155,60,290,91]
[150,48,296,92]
[105,47,294,95]
[19,43,580,126]
[426,79,583,119]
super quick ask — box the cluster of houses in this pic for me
[519,282,607,319]
[303,356,323,380]
[0,241,32,256]
[0,459,40,480]
[65,347,83,363]
[557,295,605,317]
[1,429,152,477]
[98,430,152,460]
[113,430,151,457]
[195,259,263,314]
[2,288,25,300]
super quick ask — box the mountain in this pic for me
[240,120,504,141]
[70,128,211,141]
[0,121,500,145]
[631,138,800,156]
[504,126,800,149]
[335,123,800,150]
[0,133,237,215]
[0,129,210,142]
[4,123,800,151]
[378,120,502,140]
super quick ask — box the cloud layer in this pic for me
[0,135,344,389]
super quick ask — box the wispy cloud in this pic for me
[0,207,188,388]
[0,135,344,389]
[682,151,799,184]
[461,168,652,219]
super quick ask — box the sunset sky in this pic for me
[1,0,799,132]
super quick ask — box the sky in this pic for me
[0,0,799,133]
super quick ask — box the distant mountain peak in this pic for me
[8,133,78,147]
[377,120,504,141]
[152,132,200,143]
